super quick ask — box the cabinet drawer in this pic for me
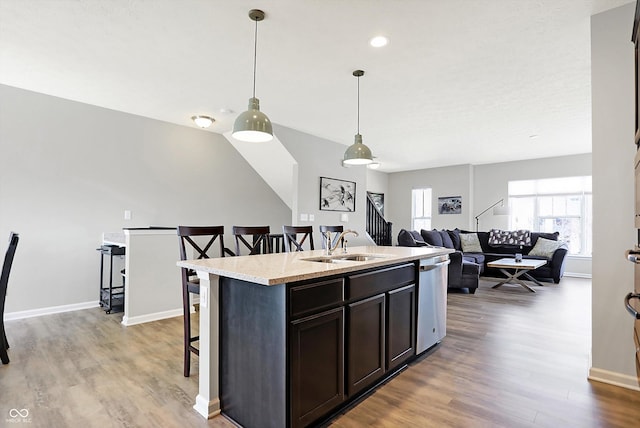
[347,263,415,301]
[290,278,344,319]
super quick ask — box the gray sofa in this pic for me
[398,228,569,293]
[420,228,569,284]
[397,229,480,293]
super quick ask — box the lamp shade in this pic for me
[343,134,373,165]
[493,205,511,216]
[232,97,273,142]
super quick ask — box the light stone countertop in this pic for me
[177,245,454,285]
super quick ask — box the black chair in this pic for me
[1,232,19,365]
[319,225,344,250]
[232,226,272,255]
[282,226,315,252]
[269,233,285,253]
[177,226,231,377]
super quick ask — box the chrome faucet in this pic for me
[326,230,358,255]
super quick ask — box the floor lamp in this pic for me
[475,198,510,231]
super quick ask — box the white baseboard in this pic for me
[588,367,640,391]
[121,308,183,326]
[564,272,592,279]
[4,301,100,321]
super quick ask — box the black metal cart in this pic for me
[98,244,125,314]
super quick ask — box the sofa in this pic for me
[397,229,480,293]
[421,228,569,284]
[398,228,569,292]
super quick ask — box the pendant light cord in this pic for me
[252,17,258,98]
[356,74,360,134]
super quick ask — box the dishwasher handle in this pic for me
[624,293,640,319]
[419,260,450,272]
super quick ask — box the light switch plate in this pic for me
[300,213,308,221]
[341,213,349,222]
[124,210,132,220]
[309,214,315,221]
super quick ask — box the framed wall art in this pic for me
[320,177,356,212]
[368,192,384,215]
[438,196,462,215]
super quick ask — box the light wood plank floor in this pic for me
[1,277,639,427]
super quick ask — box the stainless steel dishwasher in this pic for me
[416,255,450,354]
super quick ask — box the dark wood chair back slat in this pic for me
[282,226,315,252]
[319,225,344,249]
[1,232,19,364]
[233,226,272,255]
[269,233,285,253]
[176,225,228,377]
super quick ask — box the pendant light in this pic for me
[232,9,273,143]
[343,70,373,165]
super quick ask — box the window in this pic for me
[412,188,432,231]
[508,176,592,256]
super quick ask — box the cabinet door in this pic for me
[346,293,386,397]
[290,307,344,428]
[387,284,416,371]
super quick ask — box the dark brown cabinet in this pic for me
[220,262,418,428]
[346,293,385,397]
[387,284,416,371]
[344,264,417,398]
[291,307,344,428]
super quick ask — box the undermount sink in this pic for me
[301,254,387,263]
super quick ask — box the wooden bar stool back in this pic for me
[319,225,344,249]
[232,226,272,255]
[177,225,230,377]
[0,232,19,365]
[282,226,315,252]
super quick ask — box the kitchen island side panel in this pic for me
[220,277,287,428]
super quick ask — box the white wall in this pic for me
[387,154,592,275]
[366,169,389,196]
[590,2,638,388]
[274,124,372,245]
[0,84,291,314]
[387,164,473,239]
[473,154,592,231]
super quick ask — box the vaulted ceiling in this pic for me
[0,0,633,172]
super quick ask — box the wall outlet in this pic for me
[341,213,349,222]
[124,210,132,220]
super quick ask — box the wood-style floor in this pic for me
[1,277,639,427]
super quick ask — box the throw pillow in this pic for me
[528,237,563,258]
[397,229,428,247]
[439,230,455,249]
[488,229,532,246]
[447,229,462,251]
[460,233,483,253]
[421,229,443,247]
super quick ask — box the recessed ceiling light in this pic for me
[370,36,388,48]
[191,115,215,128]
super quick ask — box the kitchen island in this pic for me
[177,245,453,427]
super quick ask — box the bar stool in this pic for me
[269,233,285,253]
[319,225,344,249]
[282,226,315,252]
[177,226,230,377]
[0,232,19,365]
[232,226,272,255]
